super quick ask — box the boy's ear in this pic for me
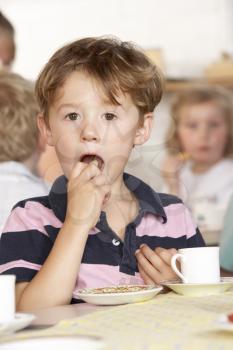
[37,113,54,146]
[134,113,153,145]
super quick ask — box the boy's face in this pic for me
[39,71,152,184]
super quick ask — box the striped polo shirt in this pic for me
[0,173,205,302]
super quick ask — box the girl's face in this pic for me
[177,101,229,169]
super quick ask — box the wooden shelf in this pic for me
[165,77,233,92]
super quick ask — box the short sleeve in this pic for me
[0,198,60,282]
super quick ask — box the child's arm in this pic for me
[16,161,110,311]
[135,245,178,284]
[161,153,186,195]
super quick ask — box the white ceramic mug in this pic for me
[0,275,16,323]
[171,247,220,284]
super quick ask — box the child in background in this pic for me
[0,11,15,69]
[0,37,204,311]
[0,72,50,231]
[162,86,233,234]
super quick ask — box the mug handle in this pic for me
[171,253,187,283]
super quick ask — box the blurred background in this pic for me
[0,0,233,189]
[1,0,232,80]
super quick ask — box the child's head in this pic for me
[0,72,40,162]
[0,12,15,69]
[166,86,233,166]
[36,36,163,181]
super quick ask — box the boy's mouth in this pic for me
[80,154,104,170]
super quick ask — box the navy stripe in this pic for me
[81,230,205,265]
[0,231,53,265]
[1,268,37,282]
[187,229,206,247]
[158,192,183,207]
[12,195,51,210]
[44,225,60,243]
[82,235,123,265]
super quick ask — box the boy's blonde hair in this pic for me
[0,72,39,162]
[35,36,163,123]
[166,85,233,157]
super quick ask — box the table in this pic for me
[30,302,113,327]
[2,291,233,349]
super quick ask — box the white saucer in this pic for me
[0,336,105,350]
[215,314,233,333]
[161,277,233,297]
[0,313,36,335]
[75,284,163,305]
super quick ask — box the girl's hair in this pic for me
[165,85,233,157]
[0,11,15,65]
[35,36,164,123]
[0,72,39,162]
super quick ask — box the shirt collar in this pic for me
[48,173,167,223]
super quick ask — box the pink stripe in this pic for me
[74,264,144,293]
[0,260,41,273]
[88,227,100,235]
[2,201,62,235]
[136,203,196,239]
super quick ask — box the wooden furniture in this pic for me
[165,77,233,92]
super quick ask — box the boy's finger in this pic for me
[155,247,176,265]
[138,264,155,285]
[135,248,161,281]
[70,161,101,186]
[91,174,109,186]
[156,247,177,256]
[168,248,177,255]
[138,244,166,272]
[70,161,87,180]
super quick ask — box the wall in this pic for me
[0,0,232,80]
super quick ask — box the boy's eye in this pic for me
[65,112,80,121]
[103,113,117,121]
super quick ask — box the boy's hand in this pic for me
[135,245,178,285]
[66,160,111,229]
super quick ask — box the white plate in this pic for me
[216,314,233,332]
[0,313,36,335]
[161,277,233,296]
[75,284,163,305]
[0,336,106,350]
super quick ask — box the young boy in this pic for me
[0,72,50,231]
[0,37,205,311]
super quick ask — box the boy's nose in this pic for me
[80,123,100,142]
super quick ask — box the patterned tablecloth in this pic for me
[2,291,233,350]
